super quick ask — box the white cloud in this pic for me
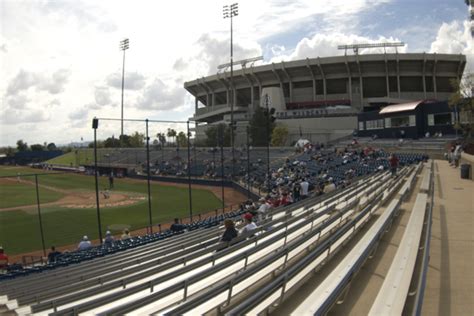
[269,33,406,62]
[1,108,50,124]
[106,72,146,90]
[6,93,29,109]
[6,69,70,96]
[430,20,473,72]
[137,79,184,111]
[68,107,89,121]
[94,86,112,106]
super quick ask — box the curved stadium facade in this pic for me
[185,53,466,144]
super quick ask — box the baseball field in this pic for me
[0,166,224,255]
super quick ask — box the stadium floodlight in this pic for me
[217,56,264,70]
[119,38,130,138]
[223,3,239,178]
[337,42,405,55]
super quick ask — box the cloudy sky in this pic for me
[0,0,472,146]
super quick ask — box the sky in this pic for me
[0,0,472,147]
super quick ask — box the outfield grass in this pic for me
[0,181,64,208]
[47,149,103,167]
[0,166,222,255]
[0,166,58,177]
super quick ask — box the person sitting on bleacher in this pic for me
[170,218,185,232]
[240,213,258,237]
[77,235,92,251]
[323,179,336,194]
[221,219,238,243]
[47,246,61,263]
[0,246,9,272]
[121,229,131,240]
[104,231,115,246]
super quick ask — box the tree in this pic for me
[103,137,120,148]
[205,124,231,147]
[30,144,44,151]
[156,132,166,148]
[119,134,131,147]
[167,128,177,146]
[129,132,145,147]
[449,75,473,138]
[249,106,276,146]
[16,139,28,152]
[177,131,188,147]
[46,143,57,151]
[271,124,289,146]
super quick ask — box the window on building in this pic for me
[359,122,364,130]
[365,119,384,130]
[390,116,410,128]
[433,113,452,125]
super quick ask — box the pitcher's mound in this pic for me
[61,191,146,209]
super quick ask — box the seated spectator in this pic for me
[121,229,131,240]
[323,180,336,194]
[221,219,238,243]
[240,213,258,236]
[257,197,271,222]
[0,246,9,271]
[104,231,115,246]
[47,246,61,263]
[170,218,185,232]
[77,235,92,251]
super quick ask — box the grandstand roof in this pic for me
[379,100,424,114]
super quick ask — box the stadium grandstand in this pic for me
[185,51,466,144]
[1,154,472,315]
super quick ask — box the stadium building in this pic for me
[185,52,466,144]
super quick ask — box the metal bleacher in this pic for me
[0,168,392,315]
[0,158,434,316]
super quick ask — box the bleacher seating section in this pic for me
[0,156,433,315]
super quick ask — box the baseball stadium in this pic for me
[1,4,473,316]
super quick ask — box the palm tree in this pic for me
[167,128,177,147]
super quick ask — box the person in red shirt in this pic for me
[389,153,399,176]
[0,246,9,271]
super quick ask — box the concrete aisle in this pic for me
[422,160,474,316]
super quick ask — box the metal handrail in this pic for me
[412,160,435,316]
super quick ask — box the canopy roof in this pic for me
[379,100,424,114]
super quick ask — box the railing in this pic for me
[412,160,434,316]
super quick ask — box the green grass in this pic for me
[0,166,58,177]
[46,149,106,167]
[0,166,222,255]
[0,181,64,208]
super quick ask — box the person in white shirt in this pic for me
[77,235,92,251]
[240,213,258,236]
[300,179,309,199]
[257,198,271,222]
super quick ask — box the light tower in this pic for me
[223,3,238,178]
[119,38,129,138]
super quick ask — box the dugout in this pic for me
[357,100,456,139]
